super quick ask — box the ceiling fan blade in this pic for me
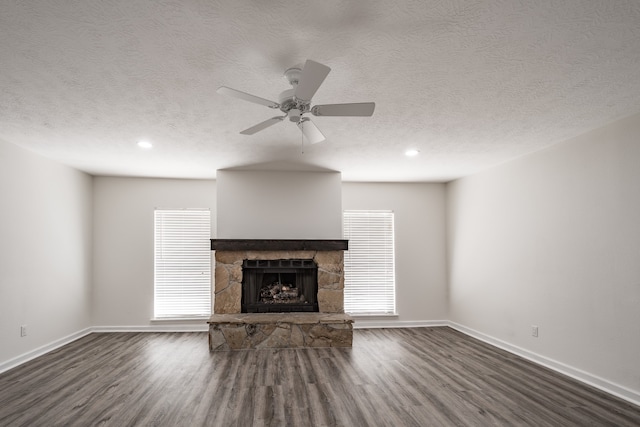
[294,60,331,102]
[217,86,279,109]
[297,118,326,144]
[311,102,376,117]
[240,116,285,135]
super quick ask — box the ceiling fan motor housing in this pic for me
[278,88,310,115]
[278,88,296,112]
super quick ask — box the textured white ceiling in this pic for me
[1,0,640,181]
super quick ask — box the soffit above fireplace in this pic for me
[210,239,348,251]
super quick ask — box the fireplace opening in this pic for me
[241,259,319,313]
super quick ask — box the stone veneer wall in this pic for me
[214,250,344,314]
[208,313,353,350]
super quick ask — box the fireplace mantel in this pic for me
[210,239,348,251]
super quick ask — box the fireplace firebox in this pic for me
[241,259,319,313]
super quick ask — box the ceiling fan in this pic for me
[217,60,375,144]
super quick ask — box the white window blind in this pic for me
[154,209,211,318]
[343,210,396,315]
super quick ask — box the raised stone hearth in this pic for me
[208,313,354,350]
[209,239,353,351]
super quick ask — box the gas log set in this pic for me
[259,280,305,304]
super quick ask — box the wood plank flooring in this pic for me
[0,327,639,426]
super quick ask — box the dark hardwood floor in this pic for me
[1,327,638,426]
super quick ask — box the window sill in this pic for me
[151,317,210,322]
[348,313,399,318]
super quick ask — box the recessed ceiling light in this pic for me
[405,149,419,157]
[137,140,153,149]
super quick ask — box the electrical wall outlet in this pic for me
[531,325,539,337]
[20,325,27,337]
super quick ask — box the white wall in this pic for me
[217,170,342,239]
[0,140,92,366]
[92,177,216,327]
[343,182,448,324]
[447,113,640,397]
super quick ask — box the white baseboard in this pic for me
[353,319,447,329]
[0,327,93,374]
[447,321,640,408]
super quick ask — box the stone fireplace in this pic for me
[208,239,354,350]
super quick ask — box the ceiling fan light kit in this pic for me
[217,59,375,144]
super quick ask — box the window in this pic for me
[343,210,396,315]
[154,209,211,318]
